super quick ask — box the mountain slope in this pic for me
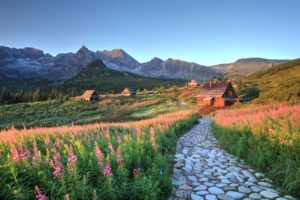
[140,57,223,81]
[213,58,288,77]
[61,59,185,94]
[241,58,300,102]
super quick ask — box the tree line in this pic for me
[0,88,76,104]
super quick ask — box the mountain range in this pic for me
[0,45,291,82]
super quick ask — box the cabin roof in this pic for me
[196,82,231,98]
[82,90,97,98]
[123,88,136,93]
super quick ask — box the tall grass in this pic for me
[0,110,198,199]
[213,104,300,197]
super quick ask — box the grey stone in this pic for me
[258,182,273,188]
[208,187,225,195]
[237,186,251,194]
[191,193,204,200]
[260,190,279,199]
[251,186,263,192]
[249,193,262,199]
[205,194,217,200]
[175,190,187,198]
[193,185,207,191]
[225,191,245,199]
[188,176,198,182]
[196,191,209,195]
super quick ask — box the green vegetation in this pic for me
[239,58,300,103]
[0,95,180,130]
[213,105,300,197]
[0,111,198,199]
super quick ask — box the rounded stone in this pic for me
[191,193,204,200]
[193,185,207,191]
[208,187,225,195]
[260,190,279,199]
[238,186,252,194]
[205,194,217,200]
[225,191,245,199]
[249,193,262,199]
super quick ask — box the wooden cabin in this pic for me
[121,88,136,96]
[188,80,198,87]
[78,90,99,101]
[196,81,239,107]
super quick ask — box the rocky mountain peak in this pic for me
[102,49,127,58]
[76,45,91,54]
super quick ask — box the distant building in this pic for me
[121,88,136,96]
[76,90,99,101]
[196,82,239,107]
[188,80,198,87]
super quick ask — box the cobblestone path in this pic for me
[169,117,297,200]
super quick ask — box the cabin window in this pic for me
[228,91,233,97]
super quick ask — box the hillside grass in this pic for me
[213,104,300,197]
[0,94,181,130]
[239,58,300,103]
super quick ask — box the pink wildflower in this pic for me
[108,142,115,154]
[116,147,123,165]
[133,168,140,176]
[95,142,103,168]
[67,146,77,175]
[103,156,112,177]
[50,152,63,178]
[32,140,41,164]
[35,185,48,200]
[150,127,157,149]
[10,144,19,162]
[117,135,122,144]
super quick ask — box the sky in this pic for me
[0,0,300,65]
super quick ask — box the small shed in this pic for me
[196,82,239,107]
[80,90,99,101]
[188,80,198,87]
[121,88,136,96]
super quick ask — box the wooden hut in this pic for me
[188,80,198,87]
[77,90,99,101]
[196,82,239,107]
[121,88,136,96]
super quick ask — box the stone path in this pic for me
[169,117,297,200]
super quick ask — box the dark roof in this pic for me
[196,82,231,98]
[82,90,97,98]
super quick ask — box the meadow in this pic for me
[0,94,180,130]
[213,103,300,197]
[0,110,198,199]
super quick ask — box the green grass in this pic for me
[212,123,300,197]
[0,95,181,130]
[0,113,198,200]
[240,58,300,103]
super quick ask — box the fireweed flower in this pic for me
[32,141,41,164]
[50,152,63,178]
[95,142,103,168]
[67,146,77,175]
[116,147,123,165]
[150,127,157,149]
[108,142,115,155]
[103,156,112,177]
[117,135,122,144]
[133,168,140,176]
[35,185,48,200]
[10,144,19,162]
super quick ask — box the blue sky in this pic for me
[0,0,299,65]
